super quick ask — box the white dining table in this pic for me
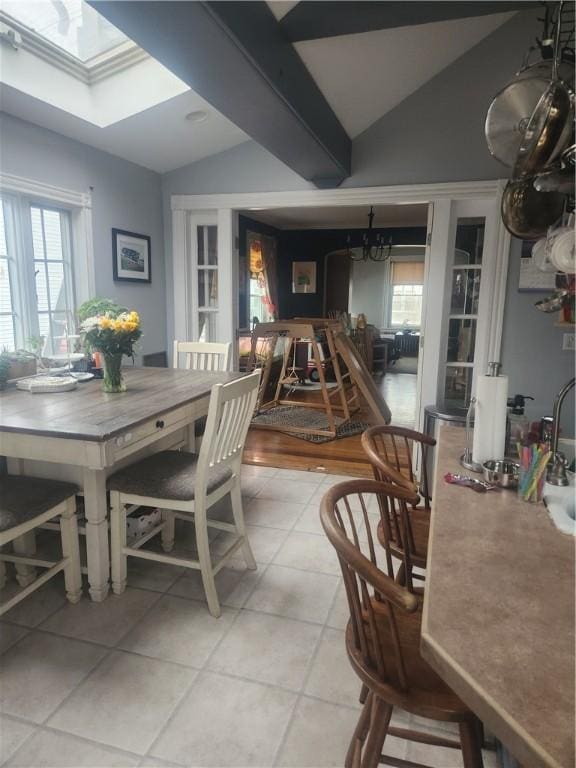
[0,367,241,601]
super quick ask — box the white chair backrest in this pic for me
[173,340,232,372]
[197,371,261,482]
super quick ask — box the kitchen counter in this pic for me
[421,425,575,768]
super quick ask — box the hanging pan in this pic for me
[501,177,564,239]
[513,4,574,177]
[485,58,574,168]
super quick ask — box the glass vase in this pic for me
[102,353,126,393]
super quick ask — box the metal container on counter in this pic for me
[424,402,471,490]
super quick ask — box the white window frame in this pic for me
[0,173,94,350]
[0,11,146,84]
[389,282,424,329]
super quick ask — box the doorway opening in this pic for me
[237,203,429,434]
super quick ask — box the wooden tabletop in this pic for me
[421,426,575,768]
[0,368,241,442]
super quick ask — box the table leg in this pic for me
[83,468,110,602]
[187,423,196,453]
[13,532,37,587]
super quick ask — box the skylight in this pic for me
[2,0,131,62]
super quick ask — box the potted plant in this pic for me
[0,349,38,388]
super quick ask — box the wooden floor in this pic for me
[243,371,417,477]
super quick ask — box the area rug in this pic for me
[251,405,370,444]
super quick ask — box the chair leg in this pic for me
[346,691,373,768]
[60,498,82,604]
[195,503,221,618]
[230,480,256,570]
[110,491,127,595]
[161,509,175,552]
[359,683,369,704]
[0,558,6,589]
[13,531,36,587]
[459,720,484,768]
[361,696,392,768]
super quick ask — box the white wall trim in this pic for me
[0,172,92,209]
[170,180,509,422]
[0,12,145,85]
[0,172,95,301]
[171,180,503,212]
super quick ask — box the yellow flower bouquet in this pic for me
[80,309,142,393]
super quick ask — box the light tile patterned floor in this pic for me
[0,466,498,768]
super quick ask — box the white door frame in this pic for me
[171,180,511,429]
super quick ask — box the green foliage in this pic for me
[26,336,45,356]
[77,297,125,323]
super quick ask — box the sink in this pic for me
[544,473,576,536]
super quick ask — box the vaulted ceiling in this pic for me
[1,1,534,177]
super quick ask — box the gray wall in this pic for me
[347,9,542,188]
[501,238,574,438]
[0,113,166,359]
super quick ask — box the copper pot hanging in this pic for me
[501,177,565,239]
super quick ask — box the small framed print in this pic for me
[292,261,316,294]
[112,229,151,283]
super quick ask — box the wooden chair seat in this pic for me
[346,600,471,723]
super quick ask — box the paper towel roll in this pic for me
[472,374,509,465]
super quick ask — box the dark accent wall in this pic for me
[278,227,427,318]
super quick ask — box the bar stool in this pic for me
[362,426,435,591]
[320,479,484,768]
[0,476,82,616]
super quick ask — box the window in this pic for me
[389,261,425,327]
[443,217,485,407]
[0,197,76,355]
[247,233,274,327]
[196,224,218,343]
[1,0,130,63]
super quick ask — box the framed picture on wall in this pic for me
[112,228,151,283]
[292,261,316,294]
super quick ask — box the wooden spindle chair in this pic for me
[320,479,484,768]
[362,426,435,590]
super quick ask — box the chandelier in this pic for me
[347,206,393,262]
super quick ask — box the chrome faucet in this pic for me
[547,377,575,487]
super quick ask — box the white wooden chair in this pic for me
[109,370,261,617]
[0,476,82,616]
[173,340,232,372]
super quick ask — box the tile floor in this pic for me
[0,466,498,768]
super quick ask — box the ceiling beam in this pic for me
[89,1,351,187]
[281,1,537,41]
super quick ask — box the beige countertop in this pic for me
[421,425,575,768]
